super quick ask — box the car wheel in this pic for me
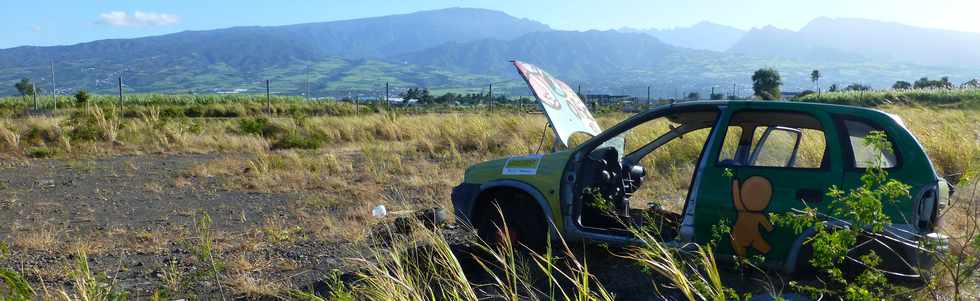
[477,195,547,253]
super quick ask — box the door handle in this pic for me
[796,189,824,204]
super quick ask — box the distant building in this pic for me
[583,94,636,104]
[387,97,418,106]
[215,88,249,94]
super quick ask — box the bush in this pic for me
[74,90,90,106]
[22,125,60,146]
[271,132,323,150]
[237,117,283,137]
[26,146,55,158]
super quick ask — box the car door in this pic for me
[693,109,843,265]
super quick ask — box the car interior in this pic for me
[575,110,719,240]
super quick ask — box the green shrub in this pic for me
[237,117,282,137]
[26,146,56,158]
[22,125,60,146]
[271,131,323,150]
[0,268,35,301]
[184,106,204,117]
[74,90,90,106]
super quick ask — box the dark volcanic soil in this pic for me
[0,154,772,300]
[0,154,373,298]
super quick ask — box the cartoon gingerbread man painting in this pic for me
[730,176,774,257]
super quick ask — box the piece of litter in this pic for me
[371,205,387,218]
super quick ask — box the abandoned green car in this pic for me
[451,61,950,275]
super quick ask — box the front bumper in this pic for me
[910,232,949,269]
[451,183,482,226]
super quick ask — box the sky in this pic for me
[3,0,979,49]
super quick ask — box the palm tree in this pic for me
[810,70,821,94]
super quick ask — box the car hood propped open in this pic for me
[513,61,601,147]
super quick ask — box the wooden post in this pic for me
[385,82,389,110]
[32,84,38,111]
[118,77,123,109]
[51,62,56,111]
[488,83,493,113]
[647,86,651,105]
[265,80,271,116]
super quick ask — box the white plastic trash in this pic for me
[371,205,387,218]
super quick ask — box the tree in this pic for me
[797,90,816,98]
[74,90,91,105]
[914,77,953,89]
[828,84,839,92]
[710,93,724,100]
[940,76,953,89]
[810,70,821,93]
[419,88,433,104]
[401,88,420,101]
[913,77,931,89]
[892,81,912,90]
[14,78,37,99]
[686,92,701,101]
[751,68,782,100]
[844,83,871,91]
[962,79,980,89]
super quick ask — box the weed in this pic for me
[271,131,323,150]
[236,117,281,137]
[62,250,128,301]
[11,227,59,251]
[0,268,35,301]
[25,146,55,158]
[160,259,182,294]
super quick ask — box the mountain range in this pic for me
[0,8,977,98]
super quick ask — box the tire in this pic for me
[793,243,818,279]
[476,193,548,253]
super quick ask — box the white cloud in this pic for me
[98,11,180,27]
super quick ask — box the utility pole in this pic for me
[488,83,493,113]
[118,77,124,109]
[51,61,56,111]
[32,84,38,111]
[711,86,715,99]
[732,80,737,99]
[265,80,271,116]
[385,82,389,110]
[646,86,651,105]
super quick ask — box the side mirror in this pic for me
[748,126,802,167]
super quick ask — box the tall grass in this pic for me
[797,88,980,107]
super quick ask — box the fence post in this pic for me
[488,83,493,113]
[118,77,124,109]
[32,85,38,111]
[265,80,271,116]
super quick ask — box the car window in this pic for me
[752,127,798,167]
[717,111,827,169]
[842,120,897,168]
[717,126,742,161]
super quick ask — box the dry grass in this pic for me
[0,105,975,299]
[226,272,284,298]
[11,226,60,252]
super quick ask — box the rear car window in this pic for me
[717,111,827,169]
[842,119,897,168]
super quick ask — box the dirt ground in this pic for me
[0,154,370,298]
[0,154,791,300]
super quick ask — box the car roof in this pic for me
[661,100,898,121]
